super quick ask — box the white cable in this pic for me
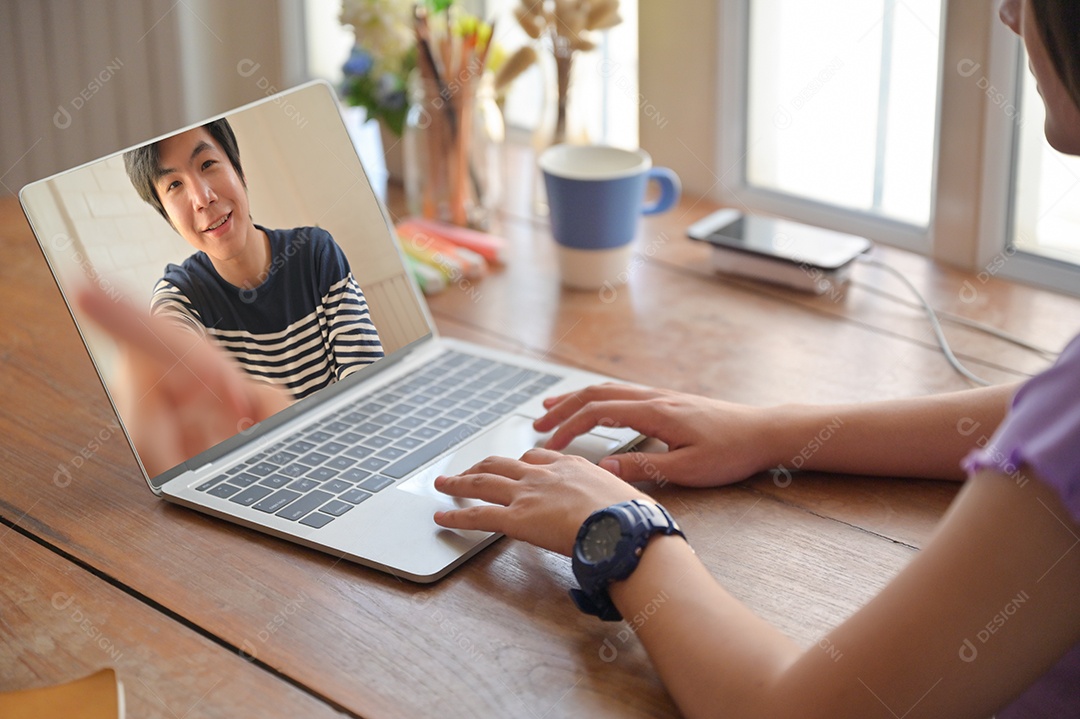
[850,279,1059,358]
[856,256,996,386]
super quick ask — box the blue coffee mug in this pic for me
[539,145,681,251]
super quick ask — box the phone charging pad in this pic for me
[709,245,854,295]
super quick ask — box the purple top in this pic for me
[963,333,1080,718]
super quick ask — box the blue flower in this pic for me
[343,47,374,77]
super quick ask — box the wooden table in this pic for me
[2,186,1078,718]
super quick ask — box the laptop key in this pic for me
[230,485,274,506]
[358,475,394,492]
[381,426,409,439]
[299,451,330,466]
[413,426,441,440]
[253,488,302,513]
[356,422,382,435]
[325,421,351,434]
[299,512,335,528]
[320,499,355,516]
[258,474,291,489]
[399,416,425,429]
[431,417,457,430]
[279,463,311,478]
[209,482,242,498]
[248,462,276,477]
[339,431,364,444]
[287,478,321,492]
[340,488,373,504]
[362,435,393,449]
[276,490,335,521]
[286,440,317,454]
[228,472,260,487]
[306,466,339,481]
[267,451,298,466]
[395,436,424,450]
[319,441,348,455]
[358,457,389,472]
[321,479,353,494]
[473,411,500,426]
[325,456,356,470]
[197,474,229,491]
[340,468,372,483]
[306,430,334,444]
[344,445,375,459]
[383,423,481,479]
[375,447,408,460]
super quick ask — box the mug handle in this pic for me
[641,167,681,215]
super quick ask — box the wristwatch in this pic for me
[570,499,686,621]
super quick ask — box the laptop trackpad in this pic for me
[396,415,622,502]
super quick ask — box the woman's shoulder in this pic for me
[967,333,1080,523]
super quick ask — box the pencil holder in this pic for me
[403,70,504,229]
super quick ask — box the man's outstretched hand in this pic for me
[76,283,291,477]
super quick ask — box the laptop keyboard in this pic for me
[193,350,561,529]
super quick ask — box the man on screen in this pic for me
[124,118,384,401]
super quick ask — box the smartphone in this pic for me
[686,210,872,294]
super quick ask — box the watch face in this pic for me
[580,515,623,564]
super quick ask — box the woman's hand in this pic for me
[533,383,779,488]
[433,449,649,556]
[76,283,291,477]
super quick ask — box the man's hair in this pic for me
[1032,0,1080,111]
[123,118,245,224]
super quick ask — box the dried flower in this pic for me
[501,0,623,143]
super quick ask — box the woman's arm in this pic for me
[436,454,1080,719]
[534,383,1017,485]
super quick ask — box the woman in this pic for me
[80,0,1078,715]
[431,1,1080,716]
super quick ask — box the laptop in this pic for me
[19,81,642,583]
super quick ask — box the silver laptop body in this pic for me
[20,81,640,582]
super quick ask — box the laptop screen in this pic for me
[20,82,433,486]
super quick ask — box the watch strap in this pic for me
[571,499,685,621]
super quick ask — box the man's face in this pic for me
[154,128,253,263]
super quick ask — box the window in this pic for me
[972,10,1080,297]
[715,0,1080,295]
[1010,53,1080,267]
[745,0,942,228]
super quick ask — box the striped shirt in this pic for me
[150,225,384,400]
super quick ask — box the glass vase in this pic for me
[403,70,504,229]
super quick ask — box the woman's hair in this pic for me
[123,118,245,224]
[1031,0,1080,110]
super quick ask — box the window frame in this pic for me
[715,0,1080,298]
[974,11,1080,297]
